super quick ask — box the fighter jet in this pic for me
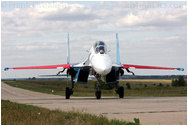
[4,33,184,99]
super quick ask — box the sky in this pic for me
[1,1,187,78]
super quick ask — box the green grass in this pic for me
[3,79,187,97]
[120,80,187,97]
[1,100,139,125]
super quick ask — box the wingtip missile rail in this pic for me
[4,67,10,71]
[175,68,184,71]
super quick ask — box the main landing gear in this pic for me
[116,86,124,98]
[65,71,124,99]
[94,72,125,99]
[65,75,74,99]
[116,82,124,98]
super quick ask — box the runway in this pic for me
[1,82,187,125]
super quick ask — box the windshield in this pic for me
[94,41,107,54]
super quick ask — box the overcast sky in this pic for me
[1,1,187,78]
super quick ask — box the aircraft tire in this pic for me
[119,86,124,98]
[65,87,70,99]
[95,90,101,99]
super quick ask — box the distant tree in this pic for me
[158,83,163,87]
[172,76,186,87]
[178,76,186,86]
[126,83,131,89]
[172,79,178,87]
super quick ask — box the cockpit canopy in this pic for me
[94,41,107,54]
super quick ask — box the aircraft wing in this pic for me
[4,64,76,71]
[122,64,184,71]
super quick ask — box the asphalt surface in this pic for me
[1,81,187,125]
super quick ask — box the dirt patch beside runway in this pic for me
[1,82,187,125]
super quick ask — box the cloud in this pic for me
[2,2,105,44]
[2,1,186,38]
[40,3,98,21]
[116,5,187,29]
[1,1,187,78]
[34,2,69,12]
[15,43,59,51]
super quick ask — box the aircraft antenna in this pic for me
[67,32,70,64]
[116,33,121,64]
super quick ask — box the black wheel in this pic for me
[65,87,70,99]
[95,90,101,99]
[118,86,124,98]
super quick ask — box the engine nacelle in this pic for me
[74,68,90,84]
[104,67,119,84]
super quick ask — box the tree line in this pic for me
[172,76,186,87]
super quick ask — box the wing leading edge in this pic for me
[123,64,184,71]
[4,64,73,71]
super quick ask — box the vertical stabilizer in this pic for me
[67,32,70,64]
[116,33,121,64]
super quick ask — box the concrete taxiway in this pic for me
[1,82,187,125]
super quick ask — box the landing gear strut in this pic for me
[116,82,124,98]
[65,75,74,99]
[95,73,101,99]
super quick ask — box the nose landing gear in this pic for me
[95,90,101,99]
[94,73,101,99]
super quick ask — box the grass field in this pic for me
[121,79,172,85]
[3,79,187,97]
[1,100,139,125]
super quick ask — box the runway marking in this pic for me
[102,110,187,115]
[129,110,187,114]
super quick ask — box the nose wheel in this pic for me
[95,90,101,99]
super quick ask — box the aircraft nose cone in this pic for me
[92,54,112,75]
[101,67,110,75]
[96,63,112,75]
